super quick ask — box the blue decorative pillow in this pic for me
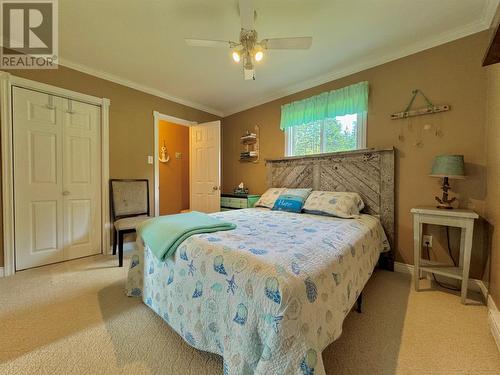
[271,188,312,213]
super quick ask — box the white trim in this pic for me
[358,111,367,149]
[101,99,111,254]
[58,58,224,117]
[488,295,500,352]
[153,111,197,217]
[489,310,500,352]
[0,267,4,277]
[0,72,14,276]
[394,261,414,275]
[1,74,106,106]
[488,293,499,312]
[0,72,111,274]
[284,111,366,157]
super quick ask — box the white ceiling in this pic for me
[59,0,499,116]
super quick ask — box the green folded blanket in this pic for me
[136,211,236,260]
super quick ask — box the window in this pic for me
[285,112,366,157]
[280,81,368,157]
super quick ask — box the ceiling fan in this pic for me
[185,0,312,80]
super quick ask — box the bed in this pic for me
[126,148,395,375]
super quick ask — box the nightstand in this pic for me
[411,206,478,304]
[220,193,261,211]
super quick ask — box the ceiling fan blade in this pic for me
[261,37,312,50]
[238,0,254,30]
[185,38,235,48]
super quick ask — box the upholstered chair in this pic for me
[110,179,151,266]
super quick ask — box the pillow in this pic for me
[303,191,364,218]
[271,188,312,213]
[254,188,286,208]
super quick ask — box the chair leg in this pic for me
[112,228,117,255]
[356,292,363,313]
[118,231,124,267]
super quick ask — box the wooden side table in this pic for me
[411,206,478,304]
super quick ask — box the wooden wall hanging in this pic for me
[391,89,450,120]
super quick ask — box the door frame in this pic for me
[0,72,111,276]
[153,111,197,217]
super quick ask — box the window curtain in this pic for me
[280,81,369,130]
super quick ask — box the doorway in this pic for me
[158,120,190,215]
[153,112,221,215]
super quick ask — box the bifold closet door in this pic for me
[13,87,101,271]
[61,98,101,260]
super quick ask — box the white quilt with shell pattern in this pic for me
[126,208,389,375]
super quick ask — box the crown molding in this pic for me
[57,58,224,117]
[223,1,499,116]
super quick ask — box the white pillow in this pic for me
[303,191,365,218]
[255,188,286,208]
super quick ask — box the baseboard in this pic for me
[490,308,500,352]
[0,267,4,277]
[393,261,488,299]
[394,261,414,275]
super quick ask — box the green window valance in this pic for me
[280,81,369,130]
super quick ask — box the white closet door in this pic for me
[62,99,101,260]
[13,87,102,270]
[13,87,65,270]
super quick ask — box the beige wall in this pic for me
[0,66,219,266]
[158,120,190,215]
[222,32,490,278]
[485,63,500,307]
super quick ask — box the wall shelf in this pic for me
[239,125,259,163]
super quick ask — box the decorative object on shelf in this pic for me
[159,140,170,163]
[234,182,249,195]
[240,125,260,163]
[391,89,450,120]
[430,154,465,209]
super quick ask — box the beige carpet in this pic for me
[0,255,499,375]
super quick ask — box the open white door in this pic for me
[190,121,221,212]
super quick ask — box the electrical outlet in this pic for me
[423,234,433,247]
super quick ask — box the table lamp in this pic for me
[430,155,465,209]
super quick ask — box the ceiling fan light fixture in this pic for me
[232,50,241,63]
[254,50,263,62]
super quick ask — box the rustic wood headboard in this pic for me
[266,148,395,270]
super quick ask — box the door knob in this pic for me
[62,191,70,196]
[212,186,218,191]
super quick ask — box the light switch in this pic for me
[147,155,153,164]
